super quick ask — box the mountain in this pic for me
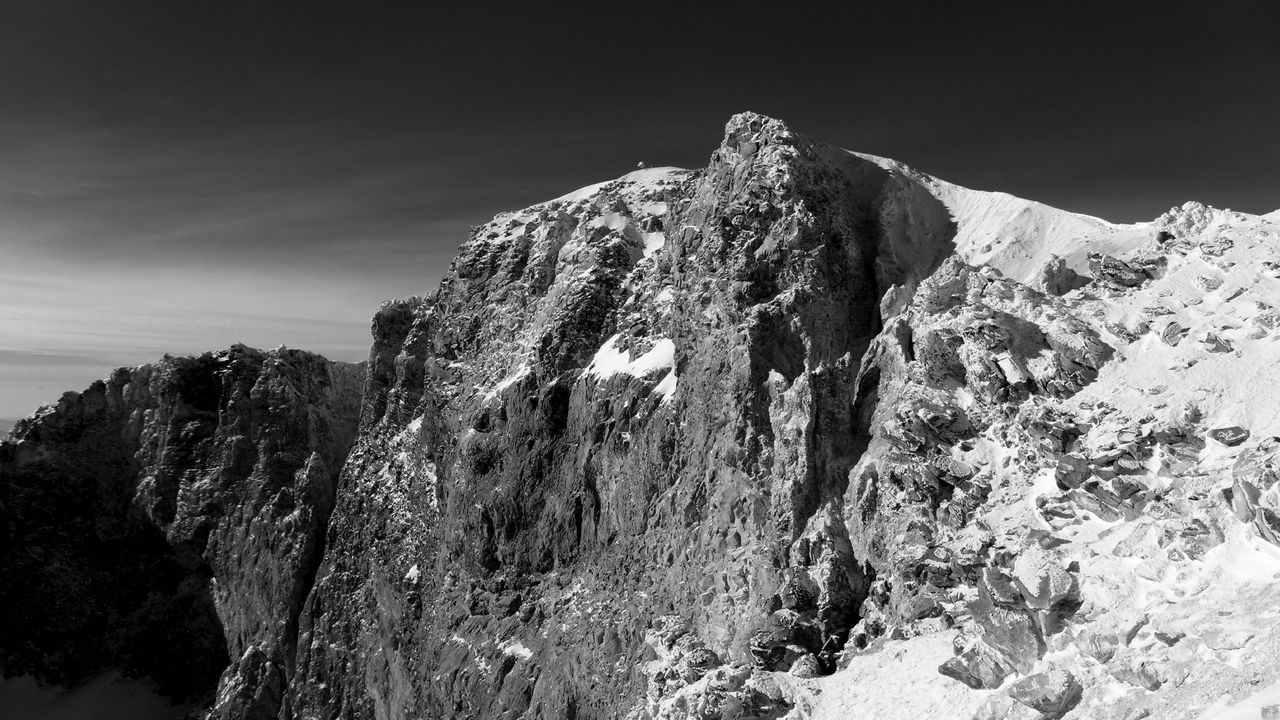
[5,113,1280,720]
[0,346,363,712]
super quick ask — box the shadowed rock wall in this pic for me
[0,345,363,716]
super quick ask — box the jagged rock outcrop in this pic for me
[283,112,961,719]
[0,346,363,715]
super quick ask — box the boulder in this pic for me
[1055,453,1091,490]
[1007,669,1083,718]
[1075,629,1119,663]
[1037,494,1082,529]
[939,637,1013,689]
[1011,547,1074,611]
[788,653,822,678]
[1232,437,1280,487]
[1208,426,1250,447]
[1036,255,1088,296]
[1226,480,1259,523]
[1108,652,1163,691]
[1088,253,1149,288]
[1202,332,1233,353]
[979,607,1043,674]
[1158,517,1224,560]
[1159,321,1185,346]
[982,567,1023,606]
[1068,485,1124,522]
[1255,508,1280,546]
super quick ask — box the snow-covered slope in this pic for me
[547,166,691,204]
[853,151,1149,285]
[780,191,1280,720]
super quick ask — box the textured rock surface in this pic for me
[283,113,963,719]
[0,345,362,715]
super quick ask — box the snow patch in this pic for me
[642,231,666,257]
[594,211,629,231]
[629,338,676,377]
[585,335,632,377]
[549,167,688,204]
[500,639,534,660]
[799,632,992,719]
[652,370,678,403]
[585,335,677,380]
[483,364,530,400]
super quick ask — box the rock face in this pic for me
[0,346,363,714]
[9,112,1280,720]
[285,112,959,719]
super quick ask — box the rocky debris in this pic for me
[1007,669,1083,718]
[972,693,1043,720]
[939,607,1042,689]
[643,615,726,701]
[1036,255,1089,296]
[906,258,1110,404]
[1107,650,1165,691]
[1074,628,1120,664]
[1223,436,1280,546]
[1104,321,1145,344]
[1158,516,1224,561]
[1232,436,1280,484]
[1088,252,1150,288]
[1197,274,1224,292]
[648,664,794,720]
[1199,236,1235,257]
[748,609,823,672]
[938,636,1012,690]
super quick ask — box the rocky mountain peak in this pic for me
[7,114,1280,720]
[714,111,802,166]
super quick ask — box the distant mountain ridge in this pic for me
[6,113,1280,720]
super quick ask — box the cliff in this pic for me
[283,112,961,719]
[0,346,363,715]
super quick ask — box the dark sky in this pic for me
[1,1,1278,418]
